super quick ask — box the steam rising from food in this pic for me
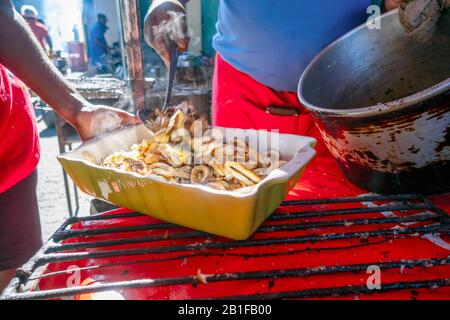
[152,11,188,45]
[90,110,122,137]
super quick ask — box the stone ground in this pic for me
[37,120,92,240]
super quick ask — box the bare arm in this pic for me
[0,0,137,140]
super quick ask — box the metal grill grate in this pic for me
[2,194,449,300]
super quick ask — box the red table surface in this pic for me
[36,156,450,300]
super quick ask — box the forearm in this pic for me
[0,1,87,125]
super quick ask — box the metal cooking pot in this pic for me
[298,10,450,195]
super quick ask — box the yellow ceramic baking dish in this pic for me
[58,125,316,240]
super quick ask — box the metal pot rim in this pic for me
[297,10,450,119]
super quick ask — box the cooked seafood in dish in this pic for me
[97,103,287,191]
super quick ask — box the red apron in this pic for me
[212,54,364,199]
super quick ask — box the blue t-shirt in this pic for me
[213,0,372,91]
[89,23,108,64]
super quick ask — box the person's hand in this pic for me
[144,0,190,67]
[73,104,140,141]
[385,0,402,10]
[398,0,449,42]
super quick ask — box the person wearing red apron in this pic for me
[0,0,138,292]
[144,0,406,199]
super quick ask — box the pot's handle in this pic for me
[265,105,300,117]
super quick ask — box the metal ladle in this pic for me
[163,43,180,110]
[138,42,179,130]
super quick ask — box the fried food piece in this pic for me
[148,162,177,180]
[175,166,192,181]
[158,143,190,167]
[224,161,262,186]
[191,165,211,184]
[207,181,229,191]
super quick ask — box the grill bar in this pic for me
[73,212,144,222]
[37,224,445,266]
[3,257,448,300]
[47,213,440,253]
[271,203,436,220]
[280,194,423,206]
[53,202,435,241]
[31,239,393,282]
[218,278,450,300]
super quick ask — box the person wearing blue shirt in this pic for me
[142,0,445,196]
[144,1,400,131]
[89,14,110,69]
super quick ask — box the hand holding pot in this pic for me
[398,0,450,42]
